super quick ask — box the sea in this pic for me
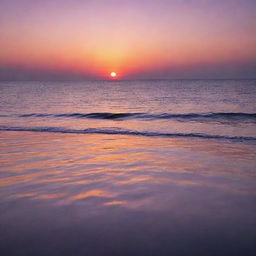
[0,79,256,256]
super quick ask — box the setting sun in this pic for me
[110,72,117,78]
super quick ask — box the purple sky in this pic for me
[0,0,256,80]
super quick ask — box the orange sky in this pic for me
[0,0,256,79]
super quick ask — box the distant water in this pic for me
[0,80,256,256]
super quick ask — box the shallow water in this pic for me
[0,80,256,255]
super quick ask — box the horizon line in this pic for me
[1,78,256,82]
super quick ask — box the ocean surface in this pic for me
[0,80,256,256]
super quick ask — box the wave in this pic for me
[0,126,255,141]
[14,112,256,122]
[19,113,142,119]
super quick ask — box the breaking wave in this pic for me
[14,112,256,122]
[0,125,255,141]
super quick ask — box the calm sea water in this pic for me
[0,80,256,256]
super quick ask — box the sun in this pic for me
[110,72,117,78]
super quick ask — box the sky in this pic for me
[0,0,256,80]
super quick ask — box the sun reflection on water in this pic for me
[1,131,256,212]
